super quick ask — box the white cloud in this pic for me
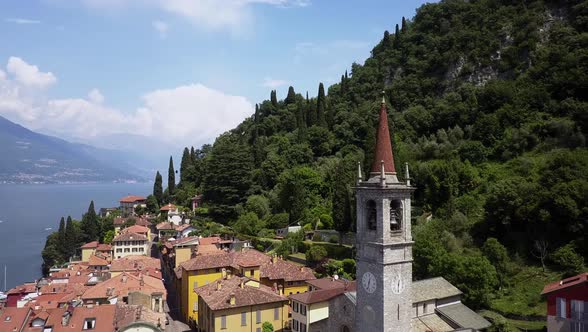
[4,18,41,24]
[77,0,309,32]
[6,57,57,88]
[0,57,253,147]
[88,88,104,103]
[262,77,288,89]
[152,20,168,38]
[0,70,5,81]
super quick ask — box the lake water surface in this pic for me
[0,182,152,290]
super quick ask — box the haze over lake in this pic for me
[0,183,152,290]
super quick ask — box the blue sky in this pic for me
[0,0,433,150]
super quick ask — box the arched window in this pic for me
[341,325,351,332]
[390,200,402,232]
[366,200,377,230]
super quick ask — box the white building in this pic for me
[112,232,149,259]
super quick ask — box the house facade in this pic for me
[112,232,149,259]
[119,195,146,216]
[542,272,588,332]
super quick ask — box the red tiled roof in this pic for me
[121,225,149,235]
[306,277,349,290]
[173,236,199,247]
[81,273,165,301]
[81,241,99,249]
[175,223,194,232]
[88,255,109,267]
[541,272,588,295]
[7,283,37,295]
[119,195,146,203]
[20,305,117,332]
[371,95,396,174]
[289,281,356,304]
[156,221,174,230]
[26,292,76,309]
[197,276,287,310]
[198,236,221,245]
[159,203,177,211]
[96,243,112,252]
[114,217,150,227]
[112,232,148,242]
[0,307,31,331]
[110,256,161,272]
[181,249,316,282]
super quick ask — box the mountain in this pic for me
[0,116,147,183]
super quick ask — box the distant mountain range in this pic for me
[0,115,149,184]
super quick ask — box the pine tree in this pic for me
[395,24,400,47]
[252,104,260,143]
[81,201,100,242]
[154,171,163,205]
[180,147,191,185]
[306,95,317,127]
[190,146,196,165]
[401,16,407,32]
[317,83,327,127]
[270,90,278,108]
[285,86,296,105]
[64,216,75,258]
[295,100,306,140]
[383,30,390,46]
[168,156,176,196]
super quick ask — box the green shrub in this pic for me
[328,235,339,243]
[551,243,584,277]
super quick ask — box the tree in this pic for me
[531,240,549,272]
[180,147,191,185]
[168,156,176,196]
[64,216,76,258]
[306,245,328,264]
[232,212,265,236]
[81,201,100,242]
[332,161,353,243]
[57,217,66,257]
[146,194,159,214]
[317,83,327,127]
[285,86,296,105]
[482,238,509,287]
[262,322,274,332]
[153,171,163,205]
[270,90,278,108]
[103,230,115,244]
[401,16,407,32]
[551,243,584,277]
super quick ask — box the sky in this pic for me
[0,0,433,151]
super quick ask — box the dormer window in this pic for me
[366,200,377,230]
[83,318,96,330]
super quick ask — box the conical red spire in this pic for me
[370,93,396,175]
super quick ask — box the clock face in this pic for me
[390,271,404,294]
[362,272,377,294]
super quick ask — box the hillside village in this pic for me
[1,96,585,332]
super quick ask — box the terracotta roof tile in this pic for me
[88,255,109,267]
[110,256,160,272]
[289,281,355,304]
[159,203,177,211]
[112,232,148,242]
[197,276,287,310]
[156,221,174,230]
[175,224,194,232]
[306,277,350,290]
[0,307,31,331]
[371,96,396,174]
[81,273,165,301]
[119,195,146,203]
[198,236,221,245]
[80,241,99,249]
[121,225,149,235]
[96,244,112,252]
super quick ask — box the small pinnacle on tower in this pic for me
[380,160,386,187]
[405,162,410,186]
[357,161,363,184]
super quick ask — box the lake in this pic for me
[0,182,152,290]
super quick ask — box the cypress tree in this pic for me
[285,86,296,105]
[295,100,306,140]
[57,217,66,259]
[317,83,327,127]
[190,146,196,165]
[81,201,99,242]
[168,156,176,195]
[252,104,260,143]
[344,70,348,80]
[306,95,317,127]
[401,16,407,32]
[154,171,163,205]
[270,90,278,108]
[64,216,75,258]
[180,147,191,185]
[383,30,390,45]
[332,161,352,243]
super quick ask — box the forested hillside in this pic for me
[151,0,586,318]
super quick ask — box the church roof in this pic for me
[370,94,396,175]
[412,277,462,303]
[435,303,491,330]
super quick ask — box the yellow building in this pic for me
[197,276,289,332]
[178,249,316,326]
[80,241,99,262]
[173,237,199,268]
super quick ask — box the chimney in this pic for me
[240,281,244,289]
[61,311,71,326]
[229,293,236,305]
[140,275,144,287]
[299,266,304,272]
[121,275,127,283]
[216,281,222,291]
[271,255,277,264]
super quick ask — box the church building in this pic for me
[326,93,490,332]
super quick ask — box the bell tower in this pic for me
[355,92,414,332]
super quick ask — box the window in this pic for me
[301,304,307,316]
[366,200,377,230]
[139,247,144,252]
[193,301,198,311]
[241,311,247,326]
[221,315,227,329]
[293,320,299,331]
[116,249,122,253]
[274,307,279,320]
[300,322,307,332]
[250,269,254,276]
[193,281,199,290]
[256,309,261,323]
[571,300,586,320]
[293,302,298,313]
[390,200,402,232]
[256,328,261,332]
[83,318,96,330]
[556,297,567,318]
[124,248,130,252]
